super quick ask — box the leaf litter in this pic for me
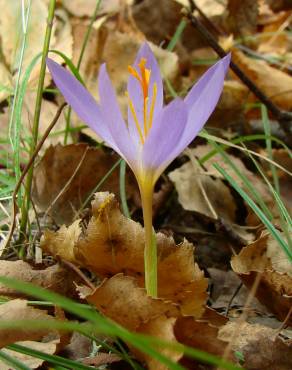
[0,0,292,369]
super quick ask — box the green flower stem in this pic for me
[140,183,157,297]
[18,0,56,248]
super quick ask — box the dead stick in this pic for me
[184,2,292,129]
[3,103,67,252]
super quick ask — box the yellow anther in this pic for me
[128,65,142,83]
[126,91,144,145]
[148,83,157,131]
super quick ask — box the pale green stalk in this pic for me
[8,0,32,184]
[19,0,56,245]
[140,183,157,297]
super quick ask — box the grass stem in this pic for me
[17,0,57,249]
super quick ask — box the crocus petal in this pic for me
[177,54,230,152]
[98,64,138,170]
[127,43,163,142]
[142,98,188,181]
[46,58,114,146]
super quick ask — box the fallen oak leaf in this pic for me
[82,274,182,370]
[84,274,180,331]
[41,191,208,317]
[231,232,292,324]
[0,260,79,298]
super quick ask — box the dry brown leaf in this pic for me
[231,232,292,324]
[85,274,180,331]
[0,1,72,97]
[62,0,132,17]
[42,191,208,317]
[218,321,292,370]
[83,352,121,366]
[174,310,233,368]
[136,316,182,370]
[84,274,182,370]
[208,268,269,315]
[32,144,137,225]
[0,299,54,348]
[0,260,78,298]
[257,11,291,55]
[0,340,59,369]
[168,161,236,222]
[232,49,292,111]
[133,0,182,46]
[227,0,258,36]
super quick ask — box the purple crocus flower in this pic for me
[47,43,230,296]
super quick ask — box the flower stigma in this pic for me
[126,58,157,145]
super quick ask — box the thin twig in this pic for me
[61,260,95,291]
[184,1,292,130]
[3,103,67,252]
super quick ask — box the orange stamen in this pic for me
[126,91,144,145]
[127,57,156,142]
[148,83,157,131]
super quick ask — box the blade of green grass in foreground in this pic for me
[7,344,99,370]
[120,159,131,218]
[0,276,243,370]
[214,164,292,261]
[261,104,280,193]
[0,349,31,370]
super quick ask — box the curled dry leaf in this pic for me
[41,191,208,317]
[0,260,78,298]
[0,299,54,348]
[85,274,180,331]
[218,321,292,370]
[232,49,292,111]
[231,232,292,324]
[32,144,137,225]
[83,274,182,369]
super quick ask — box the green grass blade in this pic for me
[120,159,131,218]
[0,349,31,370]
[214,164,292,261]
[167,19,187,51]
[49,50,85,85]
[207,140,274,221]
[0,277,242,370]
[7,343,97,370]
[261,104,280,193]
